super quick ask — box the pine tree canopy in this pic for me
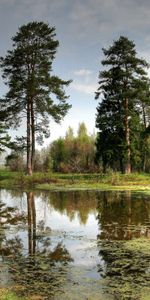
[0,21,72,174]
[95,36,150,173]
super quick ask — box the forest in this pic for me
[1,15,150,300]
[1,22,150,175]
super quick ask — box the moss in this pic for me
[0,289,45,300]
[98,238,150,300]
[0,289,26,300]
[124,238,150,254]
[141,293,150,300]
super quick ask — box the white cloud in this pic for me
[73,69,93,76]
[71,82,97,95]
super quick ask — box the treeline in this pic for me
[6,121,150,174]
[1,21,150,174]
[6,123,98,173]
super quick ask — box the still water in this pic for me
[0,189,150,300]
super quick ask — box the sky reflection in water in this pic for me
[0,189,150,300]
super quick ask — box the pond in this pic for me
[0,189,150,300]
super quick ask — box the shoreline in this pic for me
[0,170,150,194]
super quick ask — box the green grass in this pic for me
[0,169,150,192]
[0,169,17,180]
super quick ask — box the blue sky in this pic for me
[1,0,150,145]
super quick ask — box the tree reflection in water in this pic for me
[0,192,73,300]
[27,192,36,255]
[97,191,150,300]
[46,190,98,225]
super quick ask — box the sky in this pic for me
[1,0,150,146]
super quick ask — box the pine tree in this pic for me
[95,36,149,173]
[0,21,71,175]
[0,122,11,152]
[0,110,14,153]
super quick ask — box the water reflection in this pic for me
[97,191,150,240]
[27,192,36,255]
[97,191,150,300]
[42,190,98,224]
[0,189,150,299]
[0,191,73,299]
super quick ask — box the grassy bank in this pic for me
[0,169,150,192]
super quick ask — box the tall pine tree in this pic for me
[0,22,71,175]
[95,36,149,173]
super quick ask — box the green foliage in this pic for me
[95,36,150,173]
[34,147,52,172]
[50,123,97,173]
[0,21,71,174]
[0,122,13,152]
[5,151,25,171]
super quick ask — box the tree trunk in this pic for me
[119,158,124,174]
[103,160,107,173]
[27,101,32,175]
[124,98,131,174]
[31,100,35,172]
[142,104,147,172]
[142,149,146,173]
[142,103,147,129]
